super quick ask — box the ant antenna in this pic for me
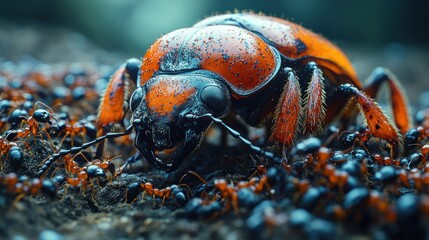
[36,125,134,177]
[185,113,283,165]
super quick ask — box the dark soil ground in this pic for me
[1,22,429,240]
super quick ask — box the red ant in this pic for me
[5,102,55,141]
[124,180,188,208]
[0,172,62,200]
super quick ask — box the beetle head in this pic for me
[129,74,230,171]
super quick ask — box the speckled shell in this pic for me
[194,13,360,88]
[140,25,280,97]
[140,13,361,98]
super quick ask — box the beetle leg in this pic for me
[329,84,402,157]
[302,62,326,135]
[269,68,302,148]
[95,58,140,158]
[363,67,411,134]
[97,58,141,134]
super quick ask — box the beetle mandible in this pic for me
[38,13,411,175]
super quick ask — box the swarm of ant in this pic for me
[1,59,429,239]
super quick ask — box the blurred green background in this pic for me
[1,0,428,54]
[0,0,428,104]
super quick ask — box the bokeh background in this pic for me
[0,0,428,103]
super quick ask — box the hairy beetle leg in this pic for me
[302,62,327,135]
[95,58,141,158]
[363,67,411,134]
[97,58,141,132]
[329,84,402,157]
[270,68,301,148]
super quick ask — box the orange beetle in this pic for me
[39,13,411,175]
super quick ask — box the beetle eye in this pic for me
[130,87,144,112]
[200,85,229,115]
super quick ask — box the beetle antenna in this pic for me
[185,114,283,164]
[36,125,135,178]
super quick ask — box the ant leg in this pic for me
[364,67,411,134]
[328,84,402,156]
[270,68,302,147]
[12,193,26,208]
[301,62,326,135]
[152,194,156,208]
[41,127,56,152]
[95,58,141,158]
[161,195,167,207]
[178,170,208,193]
